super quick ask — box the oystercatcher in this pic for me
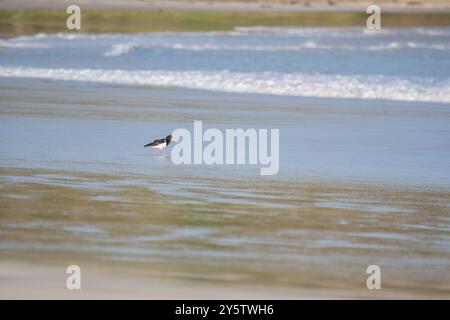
[144,135,173,150]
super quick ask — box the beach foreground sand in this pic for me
[0,261,361,299]
[3,259,445,299]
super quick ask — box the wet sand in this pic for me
[1,166,449,299]
[1,166,450,298]
[1,78,450,298]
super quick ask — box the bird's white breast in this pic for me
[152,142,167,149]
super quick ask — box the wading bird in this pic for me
[144,135,173,152]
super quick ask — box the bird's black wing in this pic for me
[144,138,166,148]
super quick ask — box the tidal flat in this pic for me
[1,166,450,298]
[1,78,450,298]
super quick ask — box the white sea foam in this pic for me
[233,26,394,37]
[5,27,450,41]
[102,41,327,55]
[104,42,138,56]
[0,39,50,49]
[0,66,449,103]
[3,28,449,55]
[370,41,450,50]
[101,40,450,56]
[413,28,450,36]
[234,26,450,38]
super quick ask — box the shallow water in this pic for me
[1,79,449,188]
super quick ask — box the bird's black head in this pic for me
[166,135,172,142]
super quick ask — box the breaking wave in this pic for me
[0,66,449,103]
